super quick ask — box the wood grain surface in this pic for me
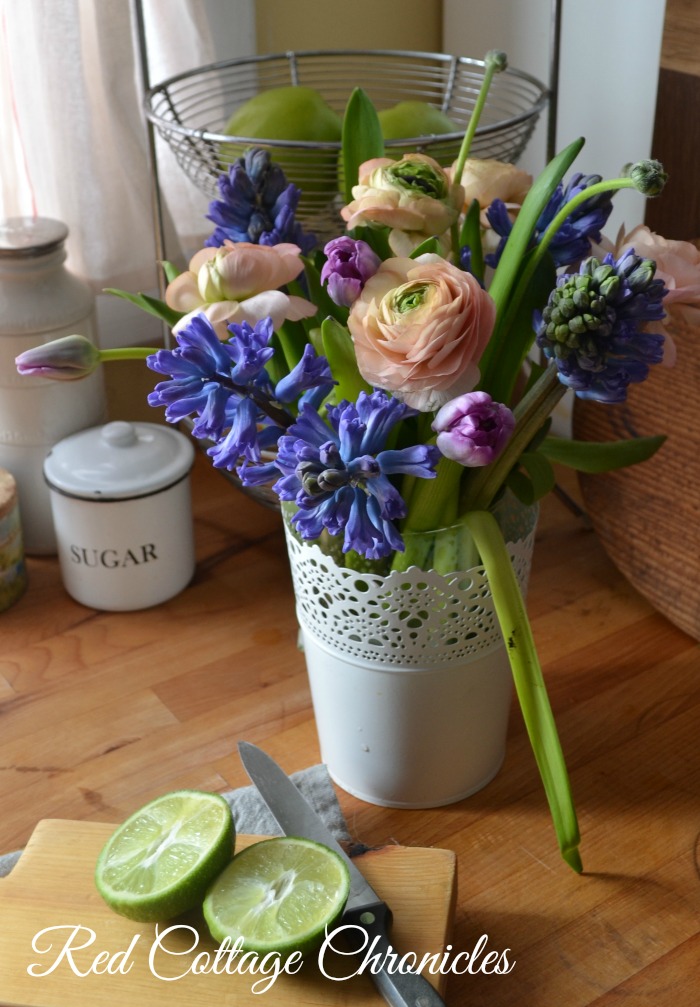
[1,454,699,1006]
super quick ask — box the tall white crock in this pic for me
[0,217,106,554]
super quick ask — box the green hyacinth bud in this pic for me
[627,159,668,196]
[485,50,508,72]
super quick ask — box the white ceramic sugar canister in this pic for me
[43,421,196,611]
[0,217,106,555]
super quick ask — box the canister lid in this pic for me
[0,217,69,258]
[43,421,196,500]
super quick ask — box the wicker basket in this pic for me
[145,49,548,241]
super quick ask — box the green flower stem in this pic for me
[449,51,505,263]
[517,176,636,300]
[404,455,463,532]
[460,364,566,513]
[433,522,476,574]
[392,456,463,573]
[99,347,158,362]
[492,176,637,400]
[452,51,506,187]
[460,509,582,872]
[450,221,461,266]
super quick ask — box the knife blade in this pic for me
[238,741,449,1007]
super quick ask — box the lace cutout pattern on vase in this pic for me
[284,509,538,668]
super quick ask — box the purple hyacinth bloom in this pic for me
[274,344,334,403]
[147,313,243,439]
[147,312,333,475]
[432,392,515,466]
[486,172,614,270]
[535,248,667,403]
[320,237,381,307]
[205,148,316,253]
[273,390,440,559]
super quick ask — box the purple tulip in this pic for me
[432,391,515,467]
[321,237,381,307]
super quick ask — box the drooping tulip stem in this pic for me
[460,509,582,872]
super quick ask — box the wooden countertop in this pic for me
[2,454,698,1005]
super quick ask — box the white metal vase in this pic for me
[284,497,538,809]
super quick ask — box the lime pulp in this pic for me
[203,836,351,957]
[95,789,235,922]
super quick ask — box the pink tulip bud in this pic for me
[15,335,101,381]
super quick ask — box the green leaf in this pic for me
[160,260,181,284]
[409,236,443,259]
[487,249,560,402]
[460,510,582,872]
[351,224,392,261]
[507,450,556,505]
[487,137,585,315]
[341,88,384,204]
[321,316,371,405]
[103,288,183,328]
[265,331,289,388]
[276,319,309,371]
[299,257,348,326]
[459,198,484,281]
[540,434,666,473]
[479,247,557,404]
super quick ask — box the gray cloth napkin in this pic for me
[0,763,349,879]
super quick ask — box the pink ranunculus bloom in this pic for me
[347,254,496,412]
[340,154,464,257]
[165,241,317,339]
[449,157,532,212]
[432,391,515,466]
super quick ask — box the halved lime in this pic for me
[95,790,235,922]
[203,836,351,957]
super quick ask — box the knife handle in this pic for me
[342,903,449,1007]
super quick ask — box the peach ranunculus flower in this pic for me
[340,154,464,258]
[600,224,700,333]
[165,241,317,339]
[347,254,496,412]
[592,224,700,367]
[450,157,532,212]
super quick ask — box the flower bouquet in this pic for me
[19,51,692,872]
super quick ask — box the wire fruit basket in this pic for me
[145,49,548,242]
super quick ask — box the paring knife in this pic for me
[238,741,449,1007]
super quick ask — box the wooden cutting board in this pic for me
[0,820,456,1006]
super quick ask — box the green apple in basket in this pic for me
[379,100,458,145]
[220,85,342,198]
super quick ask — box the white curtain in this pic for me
[0,0,226,340]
